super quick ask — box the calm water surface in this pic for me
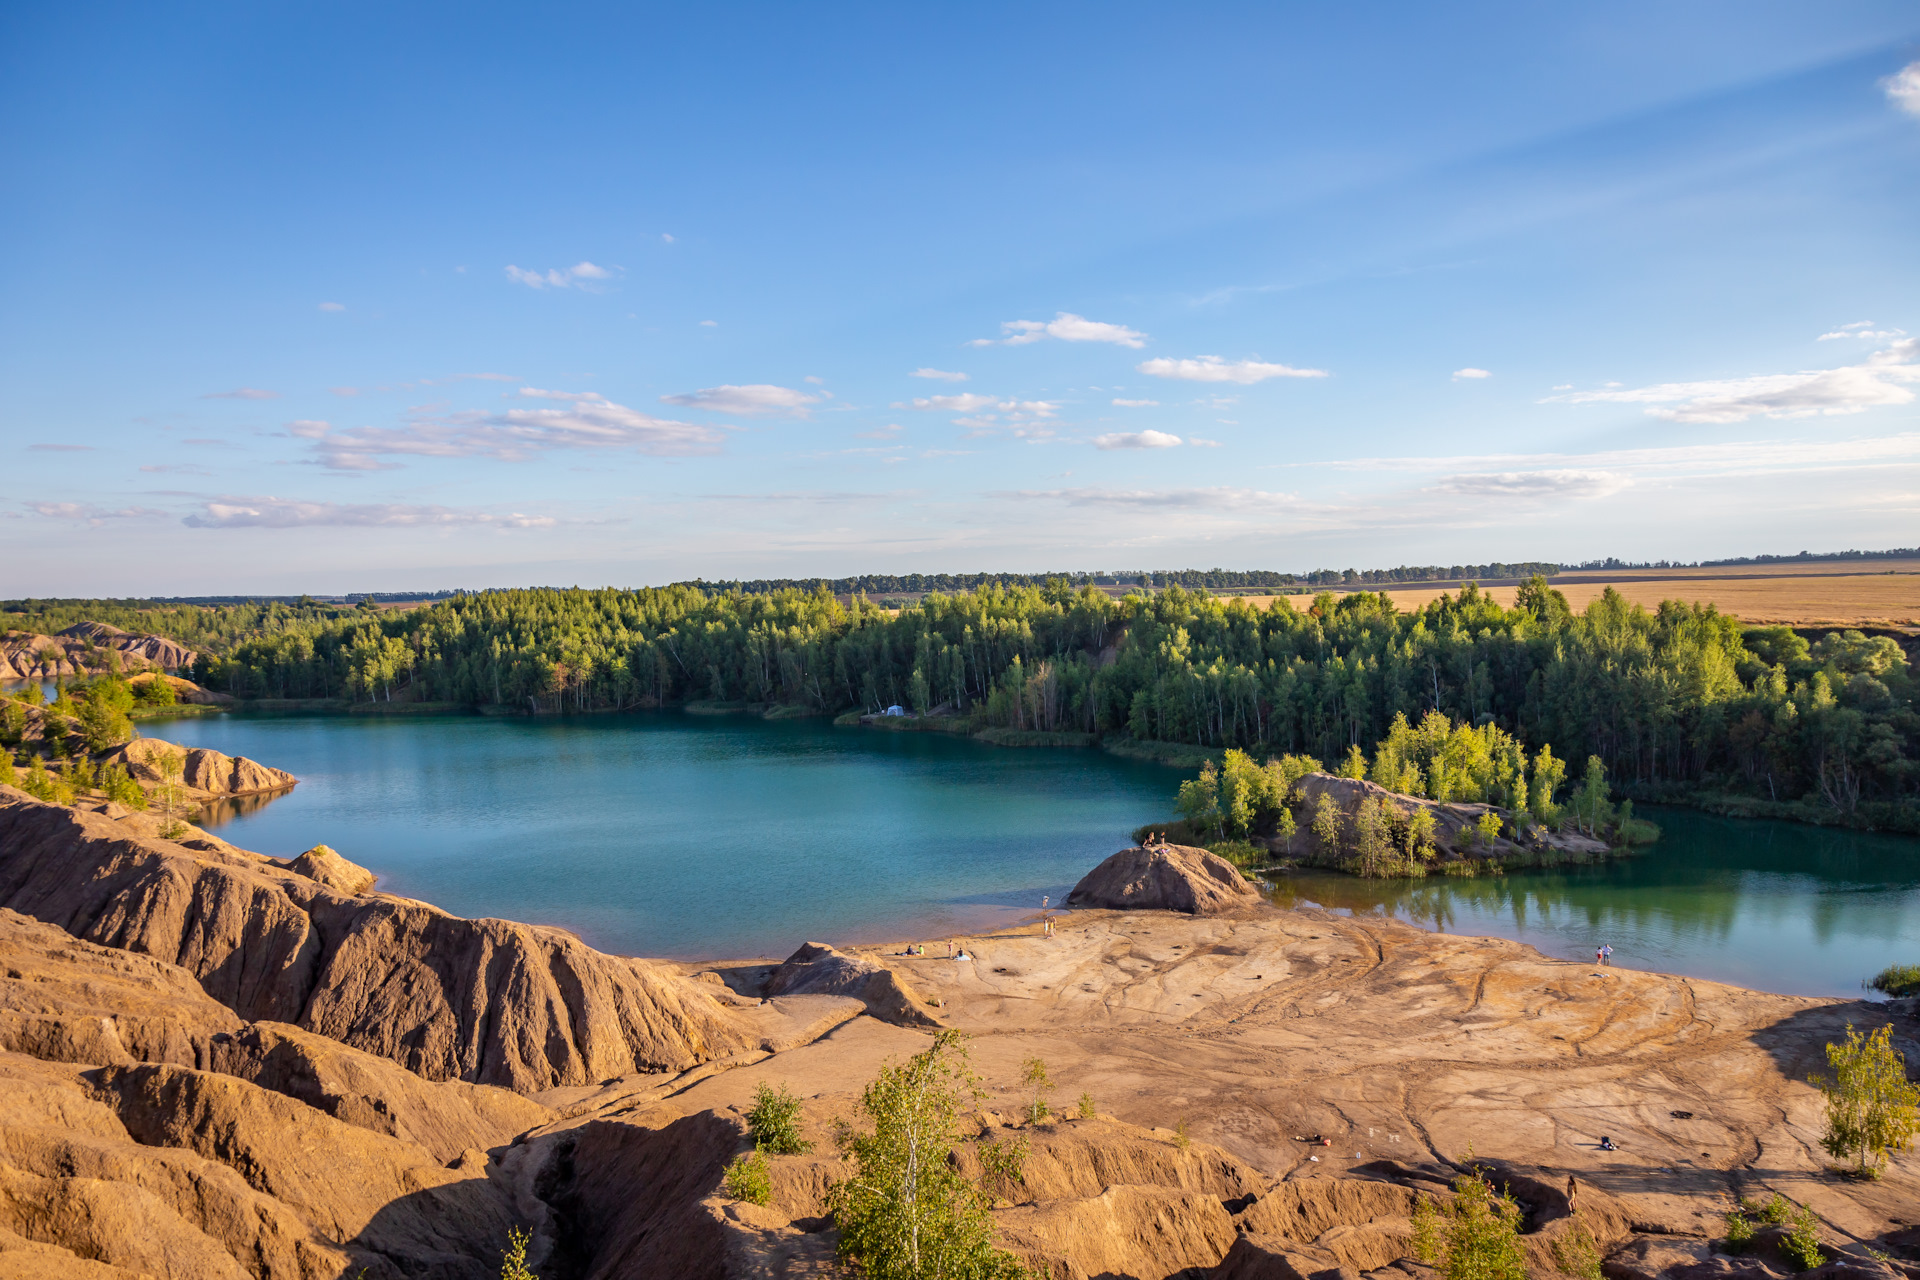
[140,711,1920,994]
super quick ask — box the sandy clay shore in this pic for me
[0,792,1915,1279]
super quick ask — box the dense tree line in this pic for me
[691,562,1562,596]
[186,577,1920,830]
[2,597,361,653]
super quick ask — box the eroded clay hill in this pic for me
[0,787,754,1088]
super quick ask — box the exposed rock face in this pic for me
[1066,843,1261,915]
[280,843,377,894]
[0,624,195,680]
[0,788,755,1090]
[764,941,945,1027]
[0,908,537,1280]
[106,737,297,801]
[1285,772,1609,860]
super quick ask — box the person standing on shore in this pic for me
[1601,943,1613,966]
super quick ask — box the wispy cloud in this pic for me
[1004,485,1290,510]
[183,497,556,529]
[901,393,998,413]
[1817,321,1905,341]
[505,261,615,289]
[290,389,726,470]
[1431,469,1629,499]
[318,302,345,312]
[1092,430,1183,450]
[1887,60,1920,117]
[857,424,904,439]
[660,384,826,417]
[969,312,1147,349]
[896,393,1058,426]
[201,387,278,401]
[1452,367,1492,380]
[911,368,968,382]
[1137,356,1327,384]
[1111,398,1159,407]
[1543,337,1920,423]
[25,501,168,525]
[29,443,92,452]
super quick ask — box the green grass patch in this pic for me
[971,727,1097,748]
[1101,737,1223,769]
[1870,963,1920,997]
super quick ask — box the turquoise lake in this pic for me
[139,711,1920,996]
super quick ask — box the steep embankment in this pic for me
[0,788,754,1090]
[0,622,195,680]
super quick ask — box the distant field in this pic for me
[1228,570,1920,630]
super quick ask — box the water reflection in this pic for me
[1266,806,1920,998]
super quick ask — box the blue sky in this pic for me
[3,2,1918,595]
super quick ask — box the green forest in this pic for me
[100,576,1909,833]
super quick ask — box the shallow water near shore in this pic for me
[139,710,1920,995]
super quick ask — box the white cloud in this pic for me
[25,502,168,524]
[804,375,826,385]
[1452,367,1492,380]
[911,368,969,382]
[857,424,904,439]
[901,393,1000,413]
[1543,337,1920,423]
[1188,438,1222,447]
[1818,323,1905,341]
[1431,469,1629,499]
[292,390,725,470]
[969,312,1148,348]
[1886,60,1920,116]
[1005,486,1291,510]
[1137,355,1328,383]
[183,497,555,529]
[1111,398,1159,407]
[505,261,615,289]
[1093,430,1183,450]
[660,384,825,417]
[700,319,718,327]
[661,233,676,243]
[201,387,278,401]
[318,302,345,312]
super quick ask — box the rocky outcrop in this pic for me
[1286,772,1610,860]
[0,624,194,680]
[1066,843,1262,915]
[0,908,535,1279]
[280,843,377,894]
[106,737,297,801]
[0,788,755,1090]
[764,941,945,1027]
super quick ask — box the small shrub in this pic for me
[1076,1091,1096,1120]
[1751,1193,1791,1225]
[1783,1205,1824,1272]
[1814,1023,1920,1177]
[1173,1118,1191,1151]
[1206,839,1263,870]
[500,1226,539,1280]
[1870,963,1920,998]
[1552,1218,1603,1280]
[746,1082,812,1154]
[101,763,148,810]
[1411,1158,1527,1280]
[1476,810,1502,846]
[1021,1056,1053,1124]
[1723,1206,1754,1251]
[978,1134,1029,1203]
[723,1148,773,1206]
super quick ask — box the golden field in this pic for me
[1227,561,1920,629]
